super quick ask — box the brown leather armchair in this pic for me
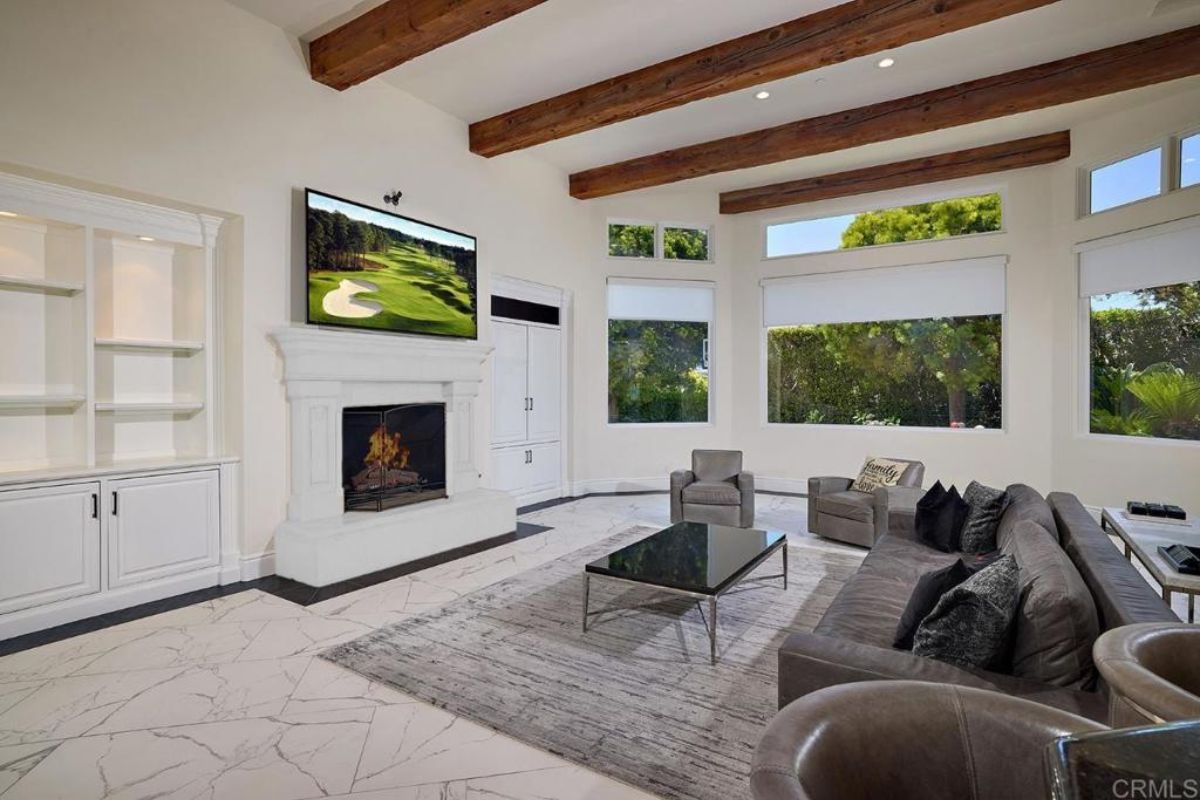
[751,680,1103,800]
[1094,622,1200,727]
[807,458,924,548]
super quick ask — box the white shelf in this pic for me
[95,337,204,353]
[0,393,85,410]
[95,401,205,414]
[0,274,84,295]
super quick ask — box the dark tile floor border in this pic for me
[0,490,810,657]
[0,520,552,658]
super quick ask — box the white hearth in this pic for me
[270,325,515,586]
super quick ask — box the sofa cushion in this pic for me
[893,559,975,650]
[961,481,1011,554]
[681,480,740,506]
[913,554,1021,670]
[915,481,969,553]
[996,484,1057,548]
[692,450,742,482]
[813,490,873,523]
[815,536,959,648]
[1003,520,1100,689]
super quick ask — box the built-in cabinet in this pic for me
[489,277,567,507]
[0,171,239,641]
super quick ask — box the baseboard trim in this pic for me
[240,552,276,581]
[756,476,809,495]
[568,476,668,495]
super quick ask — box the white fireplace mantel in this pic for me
[269,324,516,586]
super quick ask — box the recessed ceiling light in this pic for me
[755,90,771,100]
[0,211,17,218]
[137,236,156,242]
[877,57,896,69]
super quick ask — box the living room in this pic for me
[0,0,1198,798]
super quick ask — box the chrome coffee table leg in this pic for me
[783,541,788,590]
[709,596,717,665]
[581,573,590,632]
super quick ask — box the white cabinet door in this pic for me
[489,446,531,493]
[0,482,101,615]
[527,442,561,492]
[109,470,219,589]
[491,320,529,446]
[526,326,561,443]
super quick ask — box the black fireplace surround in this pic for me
[342,403,447,512]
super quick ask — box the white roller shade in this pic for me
[607,278,714,322]
[1078,217,1200,297]
[761,256,1007,328]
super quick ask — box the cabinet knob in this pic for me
[112,491,118,516]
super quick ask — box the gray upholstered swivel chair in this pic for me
[670,449,754,528]
[1094,622,1200,727]
[751,680,1103,800]
[807,458,924,548]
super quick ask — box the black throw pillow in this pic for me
[913,554,1021,671]
[960,481,1011,554]
[893,560,974,650]
[915,481,969,553]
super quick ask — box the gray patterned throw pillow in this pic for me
[959,481,1010,554]
[913,554,1020,670]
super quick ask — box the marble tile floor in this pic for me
[0,493,1183,800]
[0,493,850,800]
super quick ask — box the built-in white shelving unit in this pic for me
[0,171,239,641]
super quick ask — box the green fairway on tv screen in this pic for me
[306,190,477,339]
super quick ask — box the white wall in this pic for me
[1,0,1196,566]
[0,0,590,562]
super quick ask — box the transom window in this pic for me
[1182,132,1199,189]
[607,220,713,261]
[1088,147,1163,214]
[764,192,1002,259]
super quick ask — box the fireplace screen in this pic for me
[342,403,447,512]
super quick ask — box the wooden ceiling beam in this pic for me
[310,0,550,91]
[569,26,1200,200]
[719,131,1071,214]
[469,0,1061,158]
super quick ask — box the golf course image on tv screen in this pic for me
[306,190,477,339]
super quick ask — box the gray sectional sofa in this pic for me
[779,486,1177,722]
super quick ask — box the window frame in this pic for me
[1179,127,1200,191]
[759,185,1007,261]
[757,257,1009,433]
[1081,143,1168,217]
[606,218,659,260]
[605,277,716,429]
[661,221,715,263]
[1078,124,1200,218]
[1075,217,1200,447]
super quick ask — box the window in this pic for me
[608,222,656,259]
[765,192,1002,258]
[1081,220,1200,441]
[1182,133,1199,189]
[608,279,713,424]
[763,258,1005,428]
[1088,147,1163,213]
[663,226,711,261]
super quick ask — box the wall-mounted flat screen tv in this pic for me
[306,189,477,339]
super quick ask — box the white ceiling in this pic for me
[228,0,1200,197]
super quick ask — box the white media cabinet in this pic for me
[0,172,239,640]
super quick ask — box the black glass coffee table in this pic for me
[582,521,788,664]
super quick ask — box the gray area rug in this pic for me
[323,526,863,800]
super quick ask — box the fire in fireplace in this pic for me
[342,403,447,512]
